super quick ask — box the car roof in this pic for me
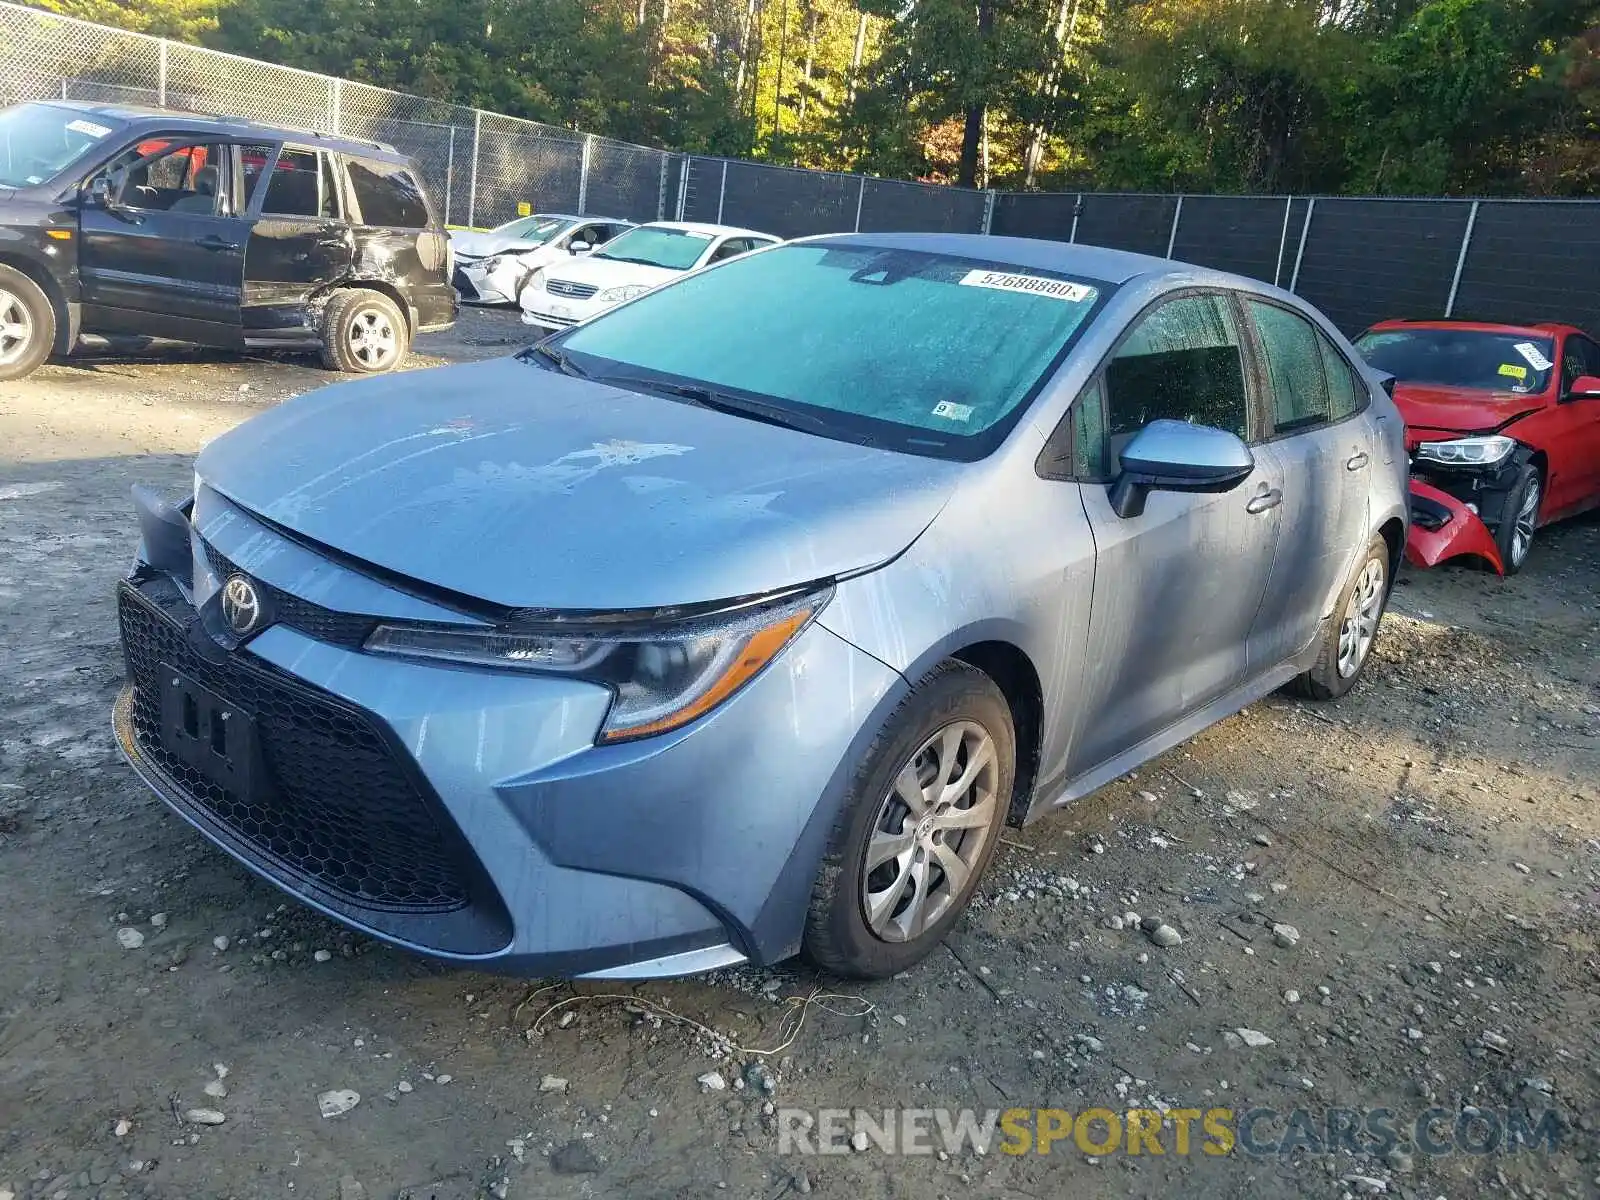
[641,220,780,240]
[1365,317,1587,339]
[25,98,414,164]
[794,231,1239,287]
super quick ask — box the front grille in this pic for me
[544,278,599,300]
[119,579,470,912]
[202,541,377,650]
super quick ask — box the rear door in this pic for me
[78,138,246,346]
[342,154,455,330]
[1067,291,1282,774]
[1240,297,1373,671]
[241,144,353,340]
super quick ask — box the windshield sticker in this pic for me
[1513,342,1553,371]
[1497,363,1527,381]
[931,401,975,422]
[65,119,113,138]
[959,269,1095,302]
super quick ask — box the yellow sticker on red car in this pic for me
[959,270,1095,302]
[1497,363,1527,380]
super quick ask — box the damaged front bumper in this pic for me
[1405,480,1505,574]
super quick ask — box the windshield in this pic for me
[556,242,1110,459]
[593,226,714,271]
[0,102,124,188]
[489,215,570,244]
[1355,328,1555,396]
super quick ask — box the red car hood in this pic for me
[1393,383,1544,445]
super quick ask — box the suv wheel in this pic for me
[803,661,1014,979]
[1292,536,1389,701]
[320,288,409,374]
[1492,463,1541,575]
[0,264,55,381]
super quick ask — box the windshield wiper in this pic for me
[599,374,833,436]
[516,343,589,378]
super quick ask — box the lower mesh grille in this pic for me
[119,578,470,912]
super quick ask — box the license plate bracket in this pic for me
[157,664,262,799]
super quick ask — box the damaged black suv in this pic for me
[0,100,456,380]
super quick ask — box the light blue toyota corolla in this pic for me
[114,233,1408,980]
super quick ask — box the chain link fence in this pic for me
[4,1,1598,333]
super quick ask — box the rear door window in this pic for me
[345,157,429,228]
[262,148,334,218]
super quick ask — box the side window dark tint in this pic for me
[239,142,277,212]
[346,158,429,228]
[262,148,327,218]
[1100,294,1251,463]
[1321,337,1368,420]
[1246,299,1331,433]
[1562,335,1600,391]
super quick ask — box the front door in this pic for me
[240,144,353,339]
[1068,291,1282,775]
[1240,297,1373,671]
[78,138,246,346]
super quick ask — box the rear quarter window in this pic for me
[345,157,430,229]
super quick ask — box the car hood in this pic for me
[194,357,960,612]
[1394,383,1545,441]
[539,256,683,292]
[451,232,551,259]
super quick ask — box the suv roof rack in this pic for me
[212,114,396,154]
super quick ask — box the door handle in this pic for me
[1346,450,1370,471]
[195,234,241,252]
[1246,486,1283,514]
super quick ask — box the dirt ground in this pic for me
[0,308,1596,1200]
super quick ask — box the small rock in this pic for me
[1386,1148,1415,1174]
[1148,923,1182,948]
[558,1011,576,1029]
[1271,923,1300,949]
[116,927,145,950]
[539,1075,569,1093]
[203,1080,227,1099]
[698,1071,727,1092]
[549,1140,601,1174]
[318,1089,361,1118]
[1342,1175,1387,1194]
[1283,990,1300,1004]
[150,913,168,928]
[850,1130,870,1152]
[1480,1031,1512,1054]
[113,1119,132,1137]
[1269,882,1288,894]
[435,1074,452,1085]
[793,1168,813,1194]
[184,1108,225,1126]
[338,1178,367,1200]
[1233,1028,1274,1048]
[1253,833,1272,847]
[891,1014,907,1027]
[1512,862,1531,875]
[211,935,229,952]
[396,1081,413,1094]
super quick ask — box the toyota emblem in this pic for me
[221,574,264,636]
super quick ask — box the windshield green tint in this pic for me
[1355,329,1554,395]
[491,215,569,243]
[559,243,1108,456]
[0,102,123,188]
[593,226,713,271]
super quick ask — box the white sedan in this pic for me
[519,221,779,331]
[452,214,636,305]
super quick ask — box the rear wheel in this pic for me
[802,661,1014,979]
[1292,536,1389,701]
[0,264,55,381]
[320,288,409,374]
[1491,463,1541,575]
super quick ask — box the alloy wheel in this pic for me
[1336,557,1385,679]
[347,308,398,369]
[0,288,34,366]
[1510,478,1540,568]
[860,720,1000,943]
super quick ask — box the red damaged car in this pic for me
[1354,319,1600,575]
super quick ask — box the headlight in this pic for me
[1413,435,1516,467]
[523,268,547,297]
[596,284,649,303]
[363,588,828,743]
[482,254,509,271]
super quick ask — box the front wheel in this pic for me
[802,661,1014,979]
[1492,463,1541,575]
[0,264,56,382]
[1292,536,1390,701]
[320,288,410,374]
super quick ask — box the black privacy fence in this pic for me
[4,2,1595,339]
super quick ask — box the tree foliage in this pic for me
[28,0,1600,194]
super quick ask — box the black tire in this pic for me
[1490,462,1541,576]
[1292,535,1390,701]
[319,288,409,374]
[802,660,1015,980]
[0,263,56,381]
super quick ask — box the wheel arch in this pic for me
[338,279,414,332]
[0,251,75,355]
[949,640,1043,829]
[1377,515,1404,581]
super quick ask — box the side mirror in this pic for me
[1564,374,1600,400]
[568,240,592,254]
[87,173,120,209]
[1108,419,1255,519]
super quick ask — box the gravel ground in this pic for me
[0,308,1596,1200]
